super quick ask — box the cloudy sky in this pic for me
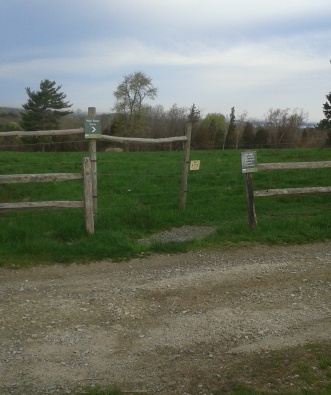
[1,0,330,122]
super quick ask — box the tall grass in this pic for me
[1,148,331,267]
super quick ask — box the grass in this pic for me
[1,148,331,267]
[179,342,331,395]
[71,387,331,395]
[68,342,331,395]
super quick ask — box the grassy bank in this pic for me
[1,148,331,267]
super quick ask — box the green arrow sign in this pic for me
[85,118,101,139]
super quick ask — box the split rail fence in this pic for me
[244,159,331,227]
[0,107,192,234]
[0,157,94,234]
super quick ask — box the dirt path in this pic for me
[0,242,330,394]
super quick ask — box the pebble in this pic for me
[0,242,330,394]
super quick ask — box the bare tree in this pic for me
[145,104,189,139]
[167,104,189,136]
[112,71,158,136]
[264,108,307,148]
[113,71,157,121]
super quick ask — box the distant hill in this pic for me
[0,106,23,114]
[0,107,22,116]
[233,118,317,129]
[0,106,22,111]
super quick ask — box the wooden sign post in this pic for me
[241,151,257,228]
[179,122,192,210]
[85,107,98,217]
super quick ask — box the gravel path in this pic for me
[0,242,330,394]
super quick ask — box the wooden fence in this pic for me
[0,107,192,233]
[0,157,94,234]
[244,158,331,227]
[99,127,191,209]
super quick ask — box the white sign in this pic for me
[190,160,200,171]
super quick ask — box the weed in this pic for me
[318,355,331,370]
[77,386,122,395]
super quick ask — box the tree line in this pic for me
[1,68,330,151]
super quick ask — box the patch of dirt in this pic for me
[138,225,217,244]
[0,240,330,394]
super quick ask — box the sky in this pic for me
[1,0,330,123]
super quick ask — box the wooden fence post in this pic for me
[245,172,257,228]
[179,122,192,210]
[83,157,94,234]
[88,107,98,216]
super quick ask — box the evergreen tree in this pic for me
[21,79,73,131]
[241,122,255,148]
[317,62,331,145]
[317,92,331,129]
[188,103,201,123]
[322,92,331,122]
[317,92,331,146]
[224,107,236,149]
[254,127,269,148]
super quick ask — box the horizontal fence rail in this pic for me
[0,201,84,210]
[0,173,82,184]
[0,128,84,137]
[243,156,331,228]
[257,161,331,170]
[255,161,331,198]
[0,157,94,234]
[254,186,331,197]
[100,135,187,144]
[1,129,187,145]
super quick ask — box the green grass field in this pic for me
[1,148,331,267]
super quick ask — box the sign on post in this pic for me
[85,118,101,139]
[241,151,257,173]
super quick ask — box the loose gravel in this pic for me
[0,241,330,394]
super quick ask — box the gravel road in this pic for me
[0,242,330,394]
